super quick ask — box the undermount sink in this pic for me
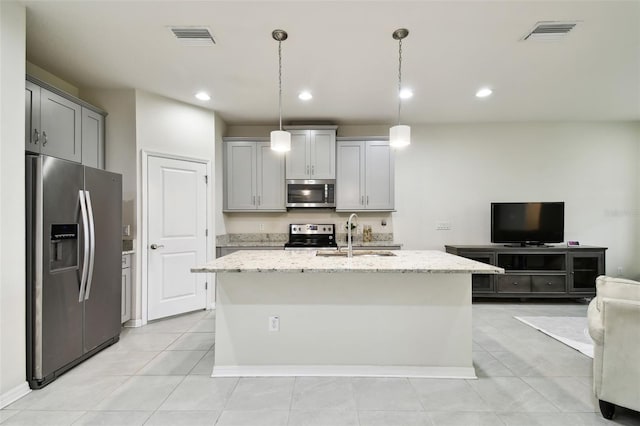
[315,250,396,257]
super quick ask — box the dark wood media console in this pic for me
[445,245,607,298]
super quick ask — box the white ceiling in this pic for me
[21,0,640,125]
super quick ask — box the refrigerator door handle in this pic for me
[84,191,96,300]
[78,190,90,302]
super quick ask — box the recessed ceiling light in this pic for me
[195,92,211,101]
[298,91,313,101]
[475,88,493,98]
[399,89,413,99]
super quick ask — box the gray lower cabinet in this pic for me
[336,139,394,211]
[446,245,606,298]
[217,246,283,258]
[26,76,106,168]
[223,139,285,212]
[121,254,131,323]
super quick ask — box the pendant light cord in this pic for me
[278,40,283,131]
[397,38,403,126]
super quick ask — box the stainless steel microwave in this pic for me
[286,180,336,208]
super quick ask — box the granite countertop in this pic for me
[192,250,504,274]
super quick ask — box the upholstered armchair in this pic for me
[587,275,640,419]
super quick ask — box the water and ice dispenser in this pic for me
[49,224,78,271]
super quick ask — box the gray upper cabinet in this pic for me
[25,81,41,152]
[336,139,395,211]
[25,76,106,168]
[285,127,336,179]
[39,88,82,162]
[81,107,104,169]
[224,139,285,212]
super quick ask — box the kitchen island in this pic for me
[192,250,503,379]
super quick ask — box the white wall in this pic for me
[135,90,216,319]
[215,115,227,236]
[0,1,30,407]
[81,89,137,237]
[223,122,639,278]
[393,122,640,278]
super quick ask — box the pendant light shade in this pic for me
[270,130,291,152]
[390,28,410,148]
[389,125,411,148]
[271,29,291,152]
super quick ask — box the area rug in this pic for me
[514,316,594,358]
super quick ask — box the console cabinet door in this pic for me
[225,142,257,210]
[256,142,285,210]
[336,141,365,210]
[309,130,336,179]
[40,88,82,163]
[568,252,604,293]
[365,141,394,210]
[458,251,495,293]
[25,81,41,153]
[81,107,104,168]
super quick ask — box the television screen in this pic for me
[491,202,564,245]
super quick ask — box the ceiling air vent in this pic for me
[169,26,215,45]
[522,21,578,41]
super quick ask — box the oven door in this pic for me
[286,180,335,208]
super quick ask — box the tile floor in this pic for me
[2,302,640,426]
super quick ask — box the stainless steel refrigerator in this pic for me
[26,154,122,389]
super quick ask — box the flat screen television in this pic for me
[491,202,564,246]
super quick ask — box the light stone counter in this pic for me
[193,249,502,274]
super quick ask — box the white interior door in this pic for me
[147,156,207,320]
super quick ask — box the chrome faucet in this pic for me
[347,213,358,258]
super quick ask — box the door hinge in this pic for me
[204,175,208,184]
[205,282,208,290]
[205,229,208,236]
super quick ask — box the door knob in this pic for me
[150,244,165,250]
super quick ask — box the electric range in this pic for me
[284,223,337,250]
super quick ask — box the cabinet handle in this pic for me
[547,282,553,286]
[366,195,369,205]
[361,196,364,205]
[33,129,40,144]
[257,195,261,205]
[42,131,48,146]
[252,196,256,205]
[311,165,315,175]
[513,282,519,286]
[306,165,310,175]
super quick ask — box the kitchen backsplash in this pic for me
[220,211,393,235]
[216,232,395,246]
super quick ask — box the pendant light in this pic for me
[389,28,410,148]
[270,29,291,152]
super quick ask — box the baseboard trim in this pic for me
[0,382,31,409]
[212,365,477,379]
[124,318,143,328]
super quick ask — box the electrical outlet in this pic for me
[617,266,624,276]
[269,316,279,332]
[436,222,451,231]
[259,223,265,231]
